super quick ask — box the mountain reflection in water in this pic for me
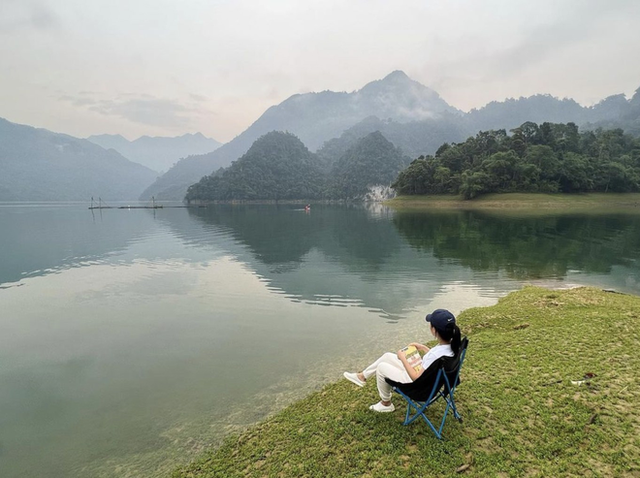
[182,205,640,302]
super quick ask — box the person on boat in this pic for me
[343,309,461,412]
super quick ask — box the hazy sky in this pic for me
[1,0,640,143]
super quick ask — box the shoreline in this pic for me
[186,192,640,212]
[172,286,640,477]
[385,192,640,212]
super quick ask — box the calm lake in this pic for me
[1,203,639,477]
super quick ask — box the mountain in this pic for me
[319,90,640,167]
[466,95,587,132]
[186,130,411,202]
[328,131,410,199]
[185,131,325,201]
[147,71,640,201]
[0,118,157,201]
[317,114,470,168]
[141,71,458,200]
[583,87,640,136]
[87,132,221,173]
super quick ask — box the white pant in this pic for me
[362,352,412,401]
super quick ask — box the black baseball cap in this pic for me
[425,309,456,331]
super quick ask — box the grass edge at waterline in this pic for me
[173,286,640,477]
[385,192,640,211]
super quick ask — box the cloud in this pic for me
[4,0,640,140]
[58,95,95,107]
[30,4,57,29]
[91,98,195,128]
[0,1,58,33]
[485,1,640,78]
[189,93,208,103]
[58,93,210,129]
[420,0,640,108]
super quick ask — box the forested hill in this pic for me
[393,122,640,199]
[185,132,326,201]
[583,86,640,136]
[328,132,409,199]
[0,117,157,201]
[185,131,409,202]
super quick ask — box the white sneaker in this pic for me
[343,372,365,387]
[369,401,395,413]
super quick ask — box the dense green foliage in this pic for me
[185,131,409,201]
[327,132,408,198]
[393,122,640,199]
[185,132,325,201]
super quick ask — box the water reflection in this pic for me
[180,205,640,304]
[393,210,640,282]
[0,205,157,287]
[176,205,506,320]
[2,204,639,302]
[2,203,640,478]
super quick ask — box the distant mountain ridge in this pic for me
[145,72,640,200]
[0,118,157,201]
[88,132,221,173]
[140,71,457,200]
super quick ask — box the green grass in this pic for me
[387,193,640,213]
[172,287,640,477]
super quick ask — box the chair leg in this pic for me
[396,390,458,440]
[443,390,462,421]
[401,400,442,439]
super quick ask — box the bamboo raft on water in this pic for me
[88,197,204,210]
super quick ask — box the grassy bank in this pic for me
[173,287,640,477]
[387,193,640,212]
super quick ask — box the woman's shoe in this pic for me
[369,401,395,413]
[343,372,365,387]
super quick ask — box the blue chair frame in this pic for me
[386,337,469,440]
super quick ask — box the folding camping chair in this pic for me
[385,337,469,439]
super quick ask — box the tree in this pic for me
[392,121,640,199]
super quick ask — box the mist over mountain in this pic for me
[141,71,457,200]
[320,89,640,167]
[0,118,157,201]
[583,86,640,136]
[466,95,586,131]
[317,114,470,167]
[144,71,640,201]
[87,132,221,173]
[256,70,457,152]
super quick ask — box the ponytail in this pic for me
[437,323,462,355]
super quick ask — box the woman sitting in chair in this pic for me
[343,309,462,412]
